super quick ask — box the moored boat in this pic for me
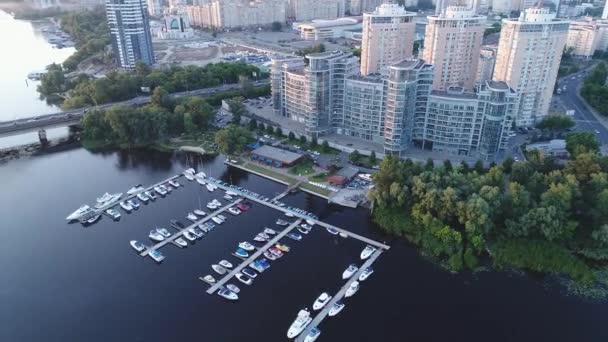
[304,327,321,342]
[137,192,149,203]
[194,209,206,216]
[212,264,227,275]
[219,260,233,269]
[184,172,195,181]
[149,230,164,242]
[86,214,101,224]
[218,287,238,301]
[359,267,374,281]
[258,232,270,239]
[342,264,358,279]
[276,219,289,226]
[105,208,121,220]
[234,248,249,258]
[226,284,240,293]
[157,228,171,237]
[297,227,310,235]
[154,186,167,196]
[328,301,345,317]
[183,230,197,241]
[228,207,240,215]
[206,184,215,192]
[264,250,278,260]
[312,292,332,310]
[127,185,144,195]
[264,228,277,235]
[360,245,376,260]
[339,232,348,238]
[149,250,165,262]
[287,232,303,241]
[211,216,223,224]
[186,213,198,222]
[344,281,359,297]
[285,212,295,218]
[326,227,339,235]
[236,272,252,285]
[169,180,180,188]
[202,274,216,284]
[254,235,267,242]
[286,309,312,338]
[239,241,255,251]
[128,199,140,209]
[95,192,123,208]
[275,244,290,252]
[66,205,93,221]
[130,240,145,252]
[242,268,257,279]
[197,178,207,186]
[145,191,156,200]
[175,238,188,247]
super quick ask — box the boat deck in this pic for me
[139,198,243,257]
[205,219,302,294]
[295,249,384,342]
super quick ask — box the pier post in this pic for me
[38,129,48,145]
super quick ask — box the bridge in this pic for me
[0,80,270,140]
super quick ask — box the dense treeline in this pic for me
[57,62,262,109]
[581,62,608,116]
[82,88,214,146]
[369,139,608,282]
[60,9,111,71]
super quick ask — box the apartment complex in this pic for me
[186,0,286,29]
[493,8,568,126]
[422,6,485,91]
[476,46,496,87]
[105,0,155,69]
[346,0,384,15]
[360,1,416,75]
[567,19,599,57]
[287,0,345,22]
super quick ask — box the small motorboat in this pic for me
[195,171,206,178]
[287,309,312,339]
[342,264,359,279]
[212,216,223,225]
[297,227,310,235]
[306,219,315,226]
[218,287,238,301]
[264,228,277,235]
[170,219,185,229]
[226,190,238,197]
[66,205,93,221]
[149,250,164,262]
[175,238,188,247]
[360,245,376,260]
[234,248,249,258]
[224,194,233,201]
[304,327,321,342]
[275,244,290,252]
[130,240,145,252]
[217,214,227,222]
[127,185,144,195]
[127,199,140,209]
[268,247,283,258]
[206,184,215,192]
[183,230,197,241]
[185,168,196,174]
[301,224,313,230]
[95,192,123,208]
[345,281,360,298]
[312,292,332,310]
[137,192,149,203]
[236,272,252,285]
[226,283,240,294]
[276,219,289,226]
[120,201,133,212]
[258,232,270,239]
[228,207,240,215]
[86,214,101,224]
[285,212,295,217]
[249,259,270,273]
[186,213,198,222]
[157,228,171,238]
[169,180,180,188]
[192,227,205,238]
[206,203,218,210]
[287,232,302,241]
[339,232,348,238]
[212,264,227,275]
[236,203,250,211]
[145,191,156,201]
[197,178,207,186]
[149,230,164,242]
[163,184,173,193]
[202,274,216,284]
[194,209,206,216]
[205,222,216,230]
[212,199,222,206]
[359,267,374,281]
[254,235,267,242]
[105,208,121,220]
[242,268,257,279]
[219,260,233,269]
[154,186,167,196]
[188,228,200,239]
[239,241,255,251]
[328,301,345,317]
[184,172,195,181]
[264,251,278,260]
[326,227,339,235]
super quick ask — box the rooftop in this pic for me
[251,145,303,164]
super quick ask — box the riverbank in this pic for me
[0,136,81,163]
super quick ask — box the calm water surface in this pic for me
[0,148,607,341]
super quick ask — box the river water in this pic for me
[1,148,607,341]
[0,10,75,147]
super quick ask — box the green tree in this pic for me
[214,125,253,155]
[299,135,307,144]
[350,150,361,163]
[288,131,295,140]
[565,132,600,156]
[275,127,283,136]
[369,150,377,164]
[249,118,258,130]
[311,136,318,148]
[536,115,575,131]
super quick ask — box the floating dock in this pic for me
[295,248,384,342]
[205,219,303,294]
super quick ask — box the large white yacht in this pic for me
[312,292,332,310]
[287,309,312,338]
[95,192,123,208]
[66,205,93,221]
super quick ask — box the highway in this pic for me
[0,80,269,138]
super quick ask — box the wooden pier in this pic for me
[139,198,242,257]
[295,248,384,342]
[205,219,303,294]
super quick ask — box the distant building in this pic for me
[105,0,155,69]
[186,0,286,29]
[423,6,486,91]
[360,1,416,76]
[158,14,194,39]
[250,145,303,167]
[527,139,569,158]
[476,46,496,87]
[288,0,345,22]
[493,8,568,126]
[346,0,384,15]
[567,19,599,57]
[295,17,362,40]
[80,0,104,10]
[146,0,163,17]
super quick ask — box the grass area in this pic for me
[299,182,332,197]
[308,172,328,182]
[288,159,315,176]
[244,163,298,185]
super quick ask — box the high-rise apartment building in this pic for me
[347,0,383,15]
[187,0,286,29]
[287,0,345,22]
[360,1,416,76]
[105,0,155,69]
[566,19,599,57]
[146,0,163,17]
[493,8,568,126]
[422,6,485,91]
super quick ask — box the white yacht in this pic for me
[235,272,252,285]
[286,309,312,338]
[206,202,218,210]
[312,292,332,310]
[239,241,255,251]
[285,212,295,218]
[195,171,206,178]
[212,264,227,275]
[342,264,359,279]
[303,327,321,342]
[328,301,345,317]
[218,287,238,301]
[184,172,195,181]
[86,215,101,224]
[224,194,233,201]
[226,284,240,294]
[149,230,164,242]
[130,240,146,252]
[154,186,167,196]
[360,245,376,260]
[136,192,149,203]
[359,267,374,282]
[186,213,198,222]
[202,274,216,284]
[149,250,165,262]
[226,190,238,197]
[206,184,215,192]
[217,214,227,222]
[175,238,188,247]
[66,205,93,221]
[169,180,180,188]
[254,236,267,242]
[219,260,233,269]
[258,232,270,239]
[95,192,123,208]
[264,228,277,235]
[228,207,241,215]
[145,191,156,201]
[197,178,206,186]
[105,208,121,220]
[183,230,197,241]
[157,228,171,238]
[194,209,206,216]
[339,232,348,238]
[127,185,144,195]
[344,281,359,298]
[211,216,223,225]
[185,168,196,174]
[119,201,133,212]
[187,228,199,239]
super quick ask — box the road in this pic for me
[0,80,270,138]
